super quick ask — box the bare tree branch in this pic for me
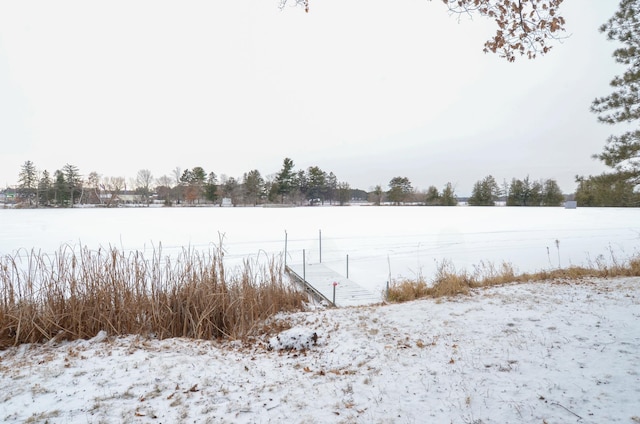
[280,0,567,61]
[442,0,567,61]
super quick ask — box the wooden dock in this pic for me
[286,263,382,307]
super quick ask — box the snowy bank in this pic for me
[1,277,639,423]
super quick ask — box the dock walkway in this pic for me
[286,263,382,307]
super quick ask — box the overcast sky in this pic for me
[0,0,624,196]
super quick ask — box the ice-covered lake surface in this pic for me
[1,206,639,294]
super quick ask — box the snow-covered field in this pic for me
[1,277,638,423]
[1,206,639,294]
[1,207,639,423]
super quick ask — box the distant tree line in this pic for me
[574,173,640,207]
[372,178,458,206]
[467,175,566,207]
[7,158,355,208]
[15,161,83,208]
[6,157,638,208]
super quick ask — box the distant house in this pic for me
[0,188,16,204]
[98,190,143,206]
[118,191,143,204]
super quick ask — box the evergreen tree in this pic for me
[53,170,68,206]
[204,172,218,204]
[510,176,539,205]
[507,178,525,206]
[180,167,207,204]
[468,175,499,206]
[18,160,38,206]
[325,172,338,204]
[387,177,413,205]
[62,164,81,206]
[306,166,327,204]
[441,182,458,206]
[275,158,296,203]
[180,169,194,184]
[575,174,639,206]
[424,186,441,206]
[38,170,52,207]
[293,170,306,203]
[591,0,640,185]
[242,170,263,206]
[529,178,543,206]
[192,167,207,184]
[541,179,565,206]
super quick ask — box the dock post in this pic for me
[346,254,349,279]
[319,229,322,263]
[303,249,306,282]
[332,282,337,307]
[284,230,288,267]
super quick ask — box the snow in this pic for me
[2,206,639,295]
[2,277,639,423]
[1,207,639,422]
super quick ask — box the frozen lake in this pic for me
[1,206,638,294]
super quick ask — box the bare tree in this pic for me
[100,176,126,207]
[157,175,172,188]
[172,167,182,186]
[87,172,102,205]
[369,185,384,206]
[172,167,183,204]
[135,169,154,206]
[155,175,173,205]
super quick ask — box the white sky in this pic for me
[0,0,624,196]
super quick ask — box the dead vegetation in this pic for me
[387,255,640,302]
[3,239,639,348]
[0,245,307,349]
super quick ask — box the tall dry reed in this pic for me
[0,245,306,348]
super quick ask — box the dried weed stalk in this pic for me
[0,245,306,348]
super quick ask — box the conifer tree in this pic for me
[468,175,500,206]
[591,0,640,185]
[18,160,38,206]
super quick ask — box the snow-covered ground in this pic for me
[2,206,639,295]
[1,207,639,422]
[1,276,638,423]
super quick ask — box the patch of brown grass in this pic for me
[387,255,640,302]
[0,245,307,349]
[385,279,430,303]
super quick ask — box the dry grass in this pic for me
[387,255,640,302]
[0,245,307,349]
